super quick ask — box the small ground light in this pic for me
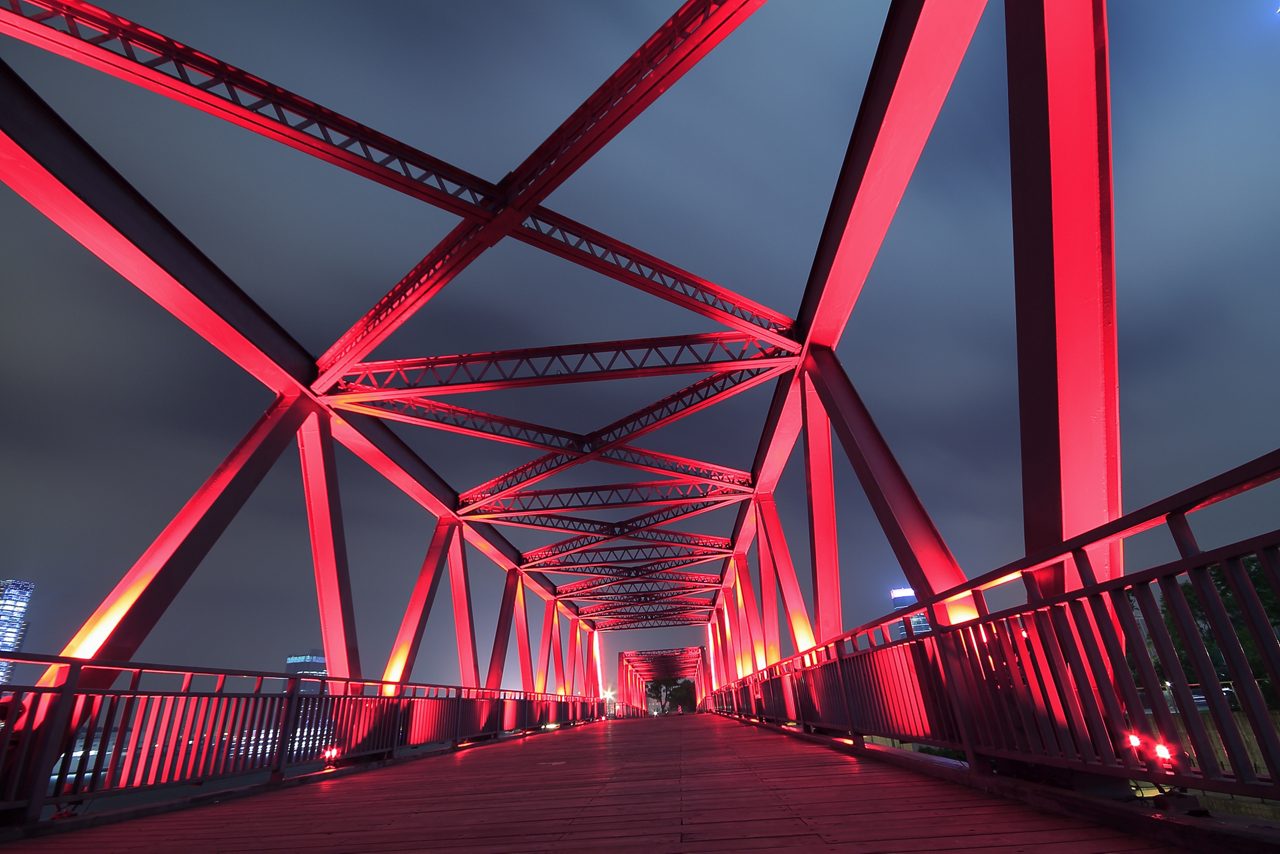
[322,746,339,767]
[1127,733,1142,748]
[1154,743,1172,761]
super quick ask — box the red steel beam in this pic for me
[447,526,480,688]
[1006,0,1122,593]
[464,481,750,518]
[522,502,734,567]
[732,553,767,671]
[484,569,521,689]
[806,346,971,615]
[334,332,795,401]
[801,373,842,642]
[39,397,308,673]
[534,598,556,693]
[296,411,362,679]
[754,496,816,654]
[0,57,580,627]
[313,0,767,388]
[550,606,566,694]
[531,545,731,569]
[338,395,752,490]
[382,521,454,685]
[0,3,795,352]
[460,366,785,507]
[721,0,986,615]
[513,579,533,692]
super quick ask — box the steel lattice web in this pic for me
[3,0,1136,704]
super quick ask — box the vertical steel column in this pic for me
[1006,0,1122,593]
[447,529,480,688]
[513,577,534,693]
[754,497,816,652]
[550,606,566,695]
[535,599,556,692]
[713,609,733,684]
[566,617,581,695]
[45,398,309,679]
[737,555,762,676]
[757,524,782,664]
[297,411,361,679]
[706,622,720,689]
[484,569,521,690]
[802,374,842,642]
[805,347,973,620]
[382,520,454,685]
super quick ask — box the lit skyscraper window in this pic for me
[0,580,34,685]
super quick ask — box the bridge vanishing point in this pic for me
[1,0,1279,851]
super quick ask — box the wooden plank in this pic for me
[17,715,1181,852]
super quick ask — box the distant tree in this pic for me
[645,678,696,713]
[667,679,696,713]
[1153,555,1279,707]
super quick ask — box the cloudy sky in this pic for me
[1,1,1278,688]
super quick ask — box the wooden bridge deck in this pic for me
[15,715,1179,852]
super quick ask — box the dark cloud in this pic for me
[2,1,1277,685]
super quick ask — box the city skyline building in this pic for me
[887,587,930,642]
[286,648,327,694]
[0,580,34,684]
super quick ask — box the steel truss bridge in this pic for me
[0,0,1277,848]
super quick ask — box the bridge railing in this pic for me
[0,653,606,824]
[707,447,1280,801]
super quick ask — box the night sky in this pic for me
[2,1,1279,689]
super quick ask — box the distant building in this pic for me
[286,648,327,694]
[887,587,930,642]
[0,580,34,685]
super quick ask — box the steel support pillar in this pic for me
[754,497,816,653]
[46,398,308,679]
[566,617,581,695]
[550,607,566,694]
[447,528,480,687]
[484,569,521,690]
[802,374,842,642]
[513,577,534,693]
[733,554,766,671]
[382,520,454,685]
[757,524,782,664]
[1006,0,1122,594]
[297,411,361,679]
[535,599,555,693]
[805,348,973,620]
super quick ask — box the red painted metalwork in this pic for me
[40,397,310,676]
[6,0,1280,831]
[805,347,969,611]
[447,528,480,689]
[311,0,768,389]
[334,333,795,400]
[382,522,455,686]
[802,374,842,642]
[5,652,608,822]
[297,411,362,680]
[1006,0,1122,594]
[754,497,816,654]
[484,570,521,690]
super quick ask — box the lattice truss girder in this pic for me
[0,0,808,646]
[4,0,1115,659]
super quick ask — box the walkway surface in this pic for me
[15,715,1179,852]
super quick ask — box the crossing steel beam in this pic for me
[334,333,795,400]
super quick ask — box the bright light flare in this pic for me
[1126,733,1141,748]
[1154,743,1172,761]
